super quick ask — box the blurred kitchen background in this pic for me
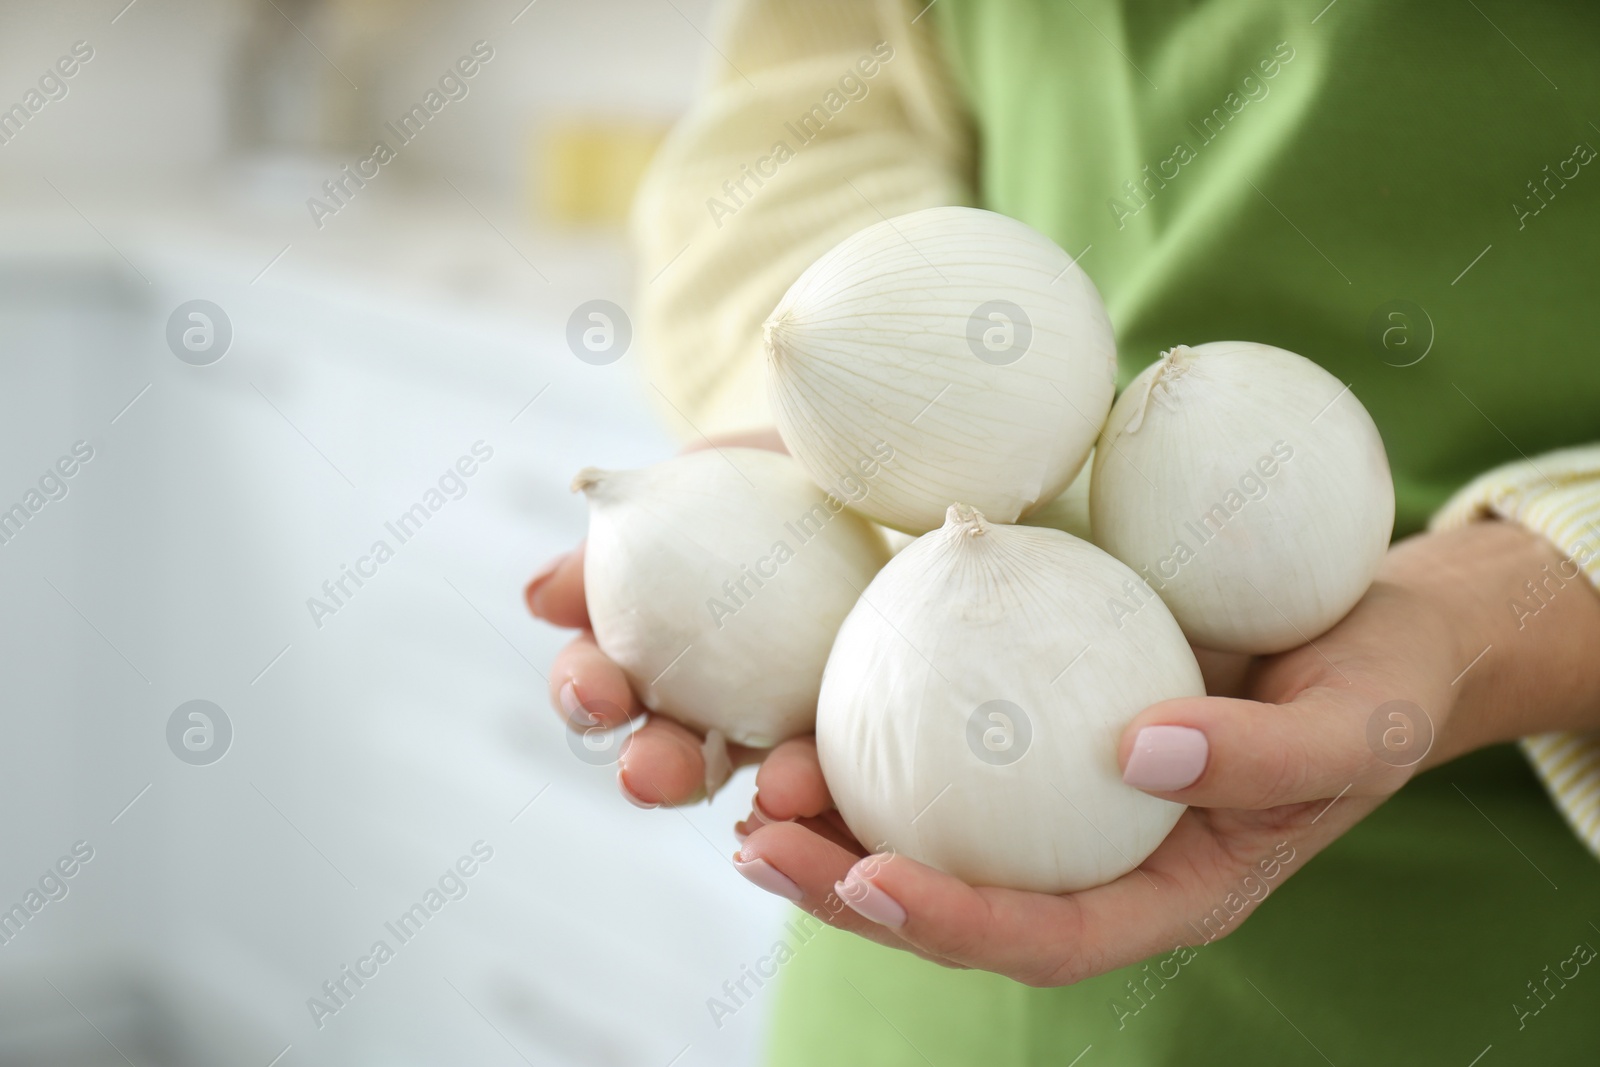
[0,1,786,1064]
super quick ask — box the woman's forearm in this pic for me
[1385,520,1600,758]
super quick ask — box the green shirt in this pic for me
[953,0,1600,537]
[769,3,1600,1063]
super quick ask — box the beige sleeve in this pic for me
[630,0,974,439]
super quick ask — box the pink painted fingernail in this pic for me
[836,863,906,928]
[617,770,659,810]
[1123,725,1208,792]
[560,679,610,729]
[558,680,584,722]
[733,854,804,902]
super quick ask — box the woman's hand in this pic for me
[525,428,788,807]
[734,520,1600,985]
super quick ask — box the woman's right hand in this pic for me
[525,428,788,807]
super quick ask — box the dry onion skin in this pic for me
[1020,449,1093,542]
[577,448,890,747]
[1091,341,1395,654]
[816,505,1202,893]
[764,206,1117,534]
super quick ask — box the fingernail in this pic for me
[558,680,594,727]
[836,862,906,928]
[752,793,788,824]
[525,553,567,614]
[617,770,659,810]
[733,854,804,902]
[563,681,588,723]
[1123,725,1208,792]
[735,808,767,841]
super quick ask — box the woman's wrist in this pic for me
[1384,520,1600,755]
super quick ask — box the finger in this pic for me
[526,543,588,628]
[734,821,960,967]
[736,808,858,853]
[617,716,717,808]
[1118,691,1413,809]
[795,811,863,853]
[547,631,641,731]
[832,812,1321,987]
[751,737,834,822]
[830,851,1097,985]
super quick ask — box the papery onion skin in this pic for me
[578,448,890,747]
[764,206,1117,534]
[1020,449,1093,541]
[816,505,1201,894]
[1091,341,1395,654]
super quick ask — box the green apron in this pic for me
[769,2,1600,1063]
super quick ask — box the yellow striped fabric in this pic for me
[630,0,974,439]
[1432,445,1600,860]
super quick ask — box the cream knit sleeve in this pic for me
[630,0,973,439]
[1431,446,1600,859]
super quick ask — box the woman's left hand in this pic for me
[734,520,1600,985]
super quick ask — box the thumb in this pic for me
[1117,691,1428,810]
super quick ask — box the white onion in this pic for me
[1091,341,1394,654]
[816,505,1202,893]
[764,206,1117,534]
[577,448,890,747]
